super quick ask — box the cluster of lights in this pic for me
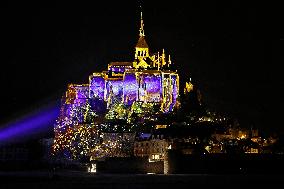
[104,98,156,123]
[90,133,135,159]
[53,92,157,159]
[53,123,100,159]
[52,101,98,159]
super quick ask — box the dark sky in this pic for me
[0,2,280,134]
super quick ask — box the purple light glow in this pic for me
[141,73,161,102]
[74,85,89,99]
[90,75,105,99]
[123,73,138,105]
[74,98,88,104]
[0,104,59,145]
[65,66,179,113]
[105,80,124,99]
[110,66,125,74]
[171,74,178,103]
[109,64,133,74]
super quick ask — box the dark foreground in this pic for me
[0,170,283,189]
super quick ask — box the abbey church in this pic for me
[65,11,180,113]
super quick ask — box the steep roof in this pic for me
[136,36,149,48]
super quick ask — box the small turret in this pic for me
[162,49,166,67]
[168,55,172,66]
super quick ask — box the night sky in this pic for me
[0,2,280,134]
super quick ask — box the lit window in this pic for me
[88,163,96,173]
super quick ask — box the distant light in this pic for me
[88,163,96,173]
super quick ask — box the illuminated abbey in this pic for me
[53,10,260,163]
[65,11,179,113]
[53,11,181,159]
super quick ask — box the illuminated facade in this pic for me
[66,11,179,113]
[134,135,170,162]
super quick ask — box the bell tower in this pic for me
[135,11,149,60]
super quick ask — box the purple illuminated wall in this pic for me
[105,80,124,100]
[123,72,138,105]
[140,73,161,102]
[72,86,89,106]
[170,74,178,111]
[74,98,88,104]
[110,66,125,74]
[74,85,89,99]
[64,85,89,123]
[64,66,179,113]
[109,65,132,74]
[90,75,105,99]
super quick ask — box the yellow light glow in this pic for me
[240,135,246,139]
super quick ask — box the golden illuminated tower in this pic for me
[135,11,149,60]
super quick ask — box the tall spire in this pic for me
[139,6,145,37]
[134,4,149,63]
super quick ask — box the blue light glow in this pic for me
[0,104,60,145]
